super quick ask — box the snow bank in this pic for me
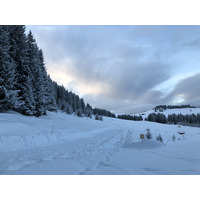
[126,140,163,149]
[0,111,110,152]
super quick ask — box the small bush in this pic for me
[172,135,176,142]
[145,128,152,139]
[156,134,163,143]
[95,114,99,120]
[95,114,103,121]
[77,109,83,117]
[99,115,103,121]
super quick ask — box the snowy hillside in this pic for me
[135,107,200,119]
[1,110,200,175]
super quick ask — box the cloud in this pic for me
[166,73,200,106]
[184,37,200,51]
[26,25,200,113]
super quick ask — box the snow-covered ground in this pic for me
[0,109,200,175]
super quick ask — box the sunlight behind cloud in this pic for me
[47,59,107,97]
[171,95,185,104]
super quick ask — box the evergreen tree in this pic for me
[167,114,173,123]
[172,114,178,124]
[197,113,200,123]
[46,76,57,112]
[8,25,35,115]
[147,113,157,122]
[37,49,57,113]
[85,103,93,118]
[26,31,45,116]
[189,114,197,124]
[0,25,18,111]
[79,98,85,115]
[156,113,167,124]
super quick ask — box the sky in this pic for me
[26,25,200,113]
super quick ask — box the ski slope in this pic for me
[0,110,200,175]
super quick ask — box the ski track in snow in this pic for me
[0,126,123,175]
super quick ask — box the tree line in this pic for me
[0,25,99,117]
[154,104,195,112]
[146,112,200,125]
[117,114,143,121]
[93,108,116,118]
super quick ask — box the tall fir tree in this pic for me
[27,31,48,116]
[45,75,57,112]
[8,25,36,115]
[0,25,18,111]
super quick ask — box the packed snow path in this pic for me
[0,128,122,175]
[1,111,200,175]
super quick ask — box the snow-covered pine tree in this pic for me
[197,114,200,123]
[26,31,48,116]
[65,104,73,114]
[72,95,78,113]
[37,49,57,113]
[45,75,57,112]
[79,98,85,115]
[59,86,67,111]
[68,91,74,109]
[76,109,83,117]
[8,25,35,115]
[85,103,93,117]
[156,113,167,124]
[0,25,18,111]
[34,47,46,116]
[172,113,178,124]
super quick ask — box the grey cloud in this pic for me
[64,54,171,104]
[141,90,165,104]
[184,37,200,51]
[83,92,160,114]
[26,25,200,113]
[166,73,200,106]
[87,60,171,105]
[131,26,200,59]
[34,26,172,111]
[80,60,171,113]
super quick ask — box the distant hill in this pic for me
[136,107,200,119]
[154,104,196,112]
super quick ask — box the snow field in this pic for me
[0,109,200,174]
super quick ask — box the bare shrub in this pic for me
[121,130,133,147]
[156,134,163,143]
